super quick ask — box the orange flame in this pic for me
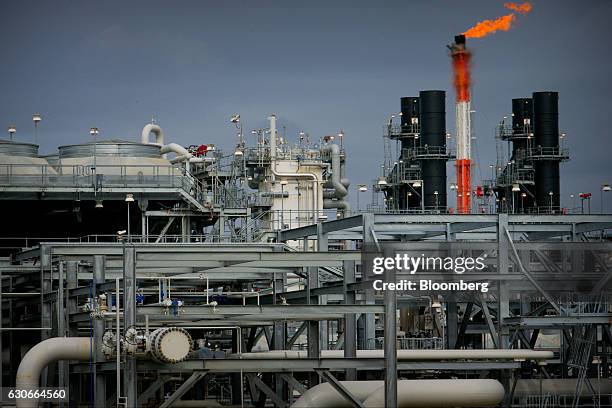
[452,50,471,102]
[504,2,532,14]
[463,2,532,39]
[464,14,515,38]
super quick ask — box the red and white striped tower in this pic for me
[451,35,472,214]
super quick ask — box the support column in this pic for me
[384,260,397,408]
[446,301,458,349]
[93,256,107,408]
[497,214,511,396]
[40,245,52,387]
[497,214,510,349]
[307,266,320,386]
[66,261,79,406]
[181,216,191,243]
[362,214,376,349]
[317,223,328,350]
[123,247,137,408]
[343,260,357,380]
[273,272,287,402]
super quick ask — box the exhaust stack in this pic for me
[450,34,472,214]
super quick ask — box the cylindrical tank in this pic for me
[419,90,447,209]
[533,92,560,209]
[533,92,559,148]
[58,140,175,176]
[0,140,57,175]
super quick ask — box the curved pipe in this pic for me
[292,379,504,408]
[321,143,350,212]
[16,337,91,408]
[270,168,319,221]
[161,143,193,164]
[235,349,553,360]
[141,123,164,145]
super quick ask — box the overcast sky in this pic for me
[1,0,611,210]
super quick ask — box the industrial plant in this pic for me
[0,3,611,408]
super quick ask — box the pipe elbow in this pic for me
[16,337,92,408]
[141,123,164,145]
[161,143,193,163]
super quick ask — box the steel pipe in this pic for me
[235,349,553,360]
[15,337,91,408]
[292,379,505,408]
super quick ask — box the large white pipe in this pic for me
[235,349,553,361]
[16,337,92,408]
[141,123,165,145]
[292,379,504,408]
[161,142,193,164]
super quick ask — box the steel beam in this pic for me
[159,371,207,408]
[123,246,137,408]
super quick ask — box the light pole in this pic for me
[601,184,611,214]
[549,191,553,214]
[434,190,439,212]
[7,125,16,141]
[90,127,99,194]
[33,113,41,145]
[357,184,368,212]
[521,192,526,213]
[412,180,424,213]
[570,194,575,214]
[125,194,134,242]
[449,183,457,213]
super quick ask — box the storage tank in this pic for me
[0,139,57,175]
[57,139,179,176]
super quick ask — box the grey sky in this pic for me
[1,0,611,210]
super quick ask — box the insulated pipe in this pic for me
[292,379,505,408]
[161,143,193,163]
[235,349,553,360]
[321,143,350,211]
[16,337,92,408]
[141,123,164,145]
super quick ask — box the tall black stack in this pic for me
[533,91,560,209]
[400,96,421,209]
[400,96,420,146]
[419,90,447,209]
[511,98,533,157]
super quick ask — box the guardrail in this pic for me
[0,163,205,204]
[369,336,444,350]
[0,163,194,189]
